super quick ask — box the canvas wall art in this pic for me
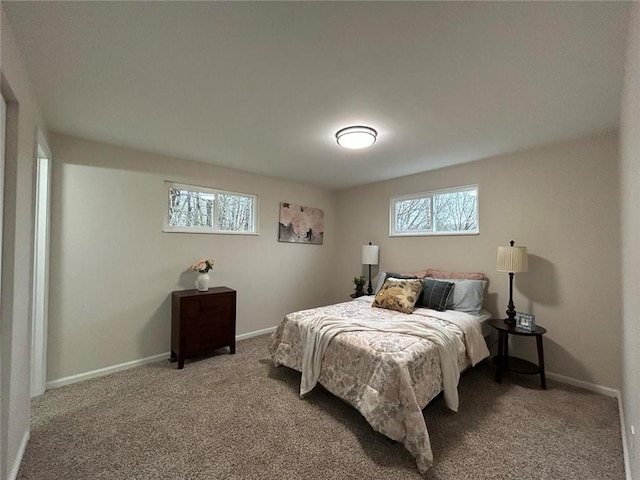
[278,202,324,244]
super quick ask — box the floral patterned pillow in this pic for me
[372,278,425,314]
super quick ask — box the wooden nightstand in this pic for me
[171,286,236,369]
[488,318,547,389]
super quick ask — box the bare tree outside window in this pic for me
[395,197,432,232]
[165,182,257,234]
[433,191,477,231]
[169,188,214,227]
[217,193,254,232]
[390,186,478,236]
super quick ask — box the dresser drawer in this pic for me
[184,315,233,334]
[198,324,233,350]
[199,292,234,310]
[182,293,233,318]
[185,322,232,354]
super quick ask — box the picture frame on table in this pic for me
[515,312,536,331]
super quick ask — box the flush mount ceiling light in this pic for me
[335,126,377,149]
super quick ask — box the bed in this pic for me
[268,269,492,473]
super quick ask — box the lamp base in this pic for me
[504,308,517,325]
[504,271,517,325]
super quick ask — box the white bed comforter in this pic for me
[299,314,465,411]
[269,297,490,473]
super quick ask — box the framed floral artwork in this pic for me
[278,202,323,244]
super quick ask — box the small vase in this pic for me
[195,272,210,292]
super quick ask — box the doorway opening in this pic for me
[31,133,51,397]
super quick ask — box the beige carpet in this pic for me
[18,334,625,479]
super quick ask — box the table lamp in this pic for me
[361,242,379,295]
[496,240,528,324]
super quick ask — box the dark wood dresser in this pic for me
[171,286,236,369]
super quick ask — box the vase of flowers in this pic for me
[190,258,215,292]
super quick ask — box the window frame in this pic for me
[389,184,479,237]
[163,181,259,235]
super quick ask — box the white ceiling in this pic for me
[3,1,630,190]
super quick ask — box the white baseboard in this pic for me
[46,327,278,390]
[8,430,30,480]
[46,352,171,390]
[547,371,631,480]
[236,326,276,341]
[546,370,620,397]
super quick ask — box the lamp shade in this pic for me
[361,244,379,265]
[497,245,528,273]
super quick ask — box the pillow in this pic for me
[399,269,429,278]
[420,278,455,311]
[374,271,422,295]
[425,268,486,281]
[445,279,487,314]
[373,278,424,314]
[374,272,388,295]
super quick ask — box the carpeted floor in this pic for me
[18,334,625,479]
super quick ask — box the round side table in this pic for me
[488,318,547,389]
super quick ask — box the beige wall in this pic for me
[0,8,48,480]
[335,133,621,389]
[48,132,624,390]
[47,133,338,382]
[620,3,640,477]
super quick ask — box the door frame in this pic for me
[30,130,51,397]
[1,92,6,457]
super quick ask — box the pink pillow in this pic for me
[399,269,428,278]
[425,268,486,281]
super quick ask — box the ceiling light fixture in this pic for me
[335,126,377,149]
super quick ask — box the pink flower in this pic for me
[279,204,296,226]
[307,208,324,235]
[190,258,215,273]
[291,211,312,237]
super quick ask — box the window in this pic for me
[390,185,478,236]
[164,182,258,234]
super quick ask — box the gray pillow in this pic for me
[374,271,388,295]
[445,278,487,314]
[420,278,455,311]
